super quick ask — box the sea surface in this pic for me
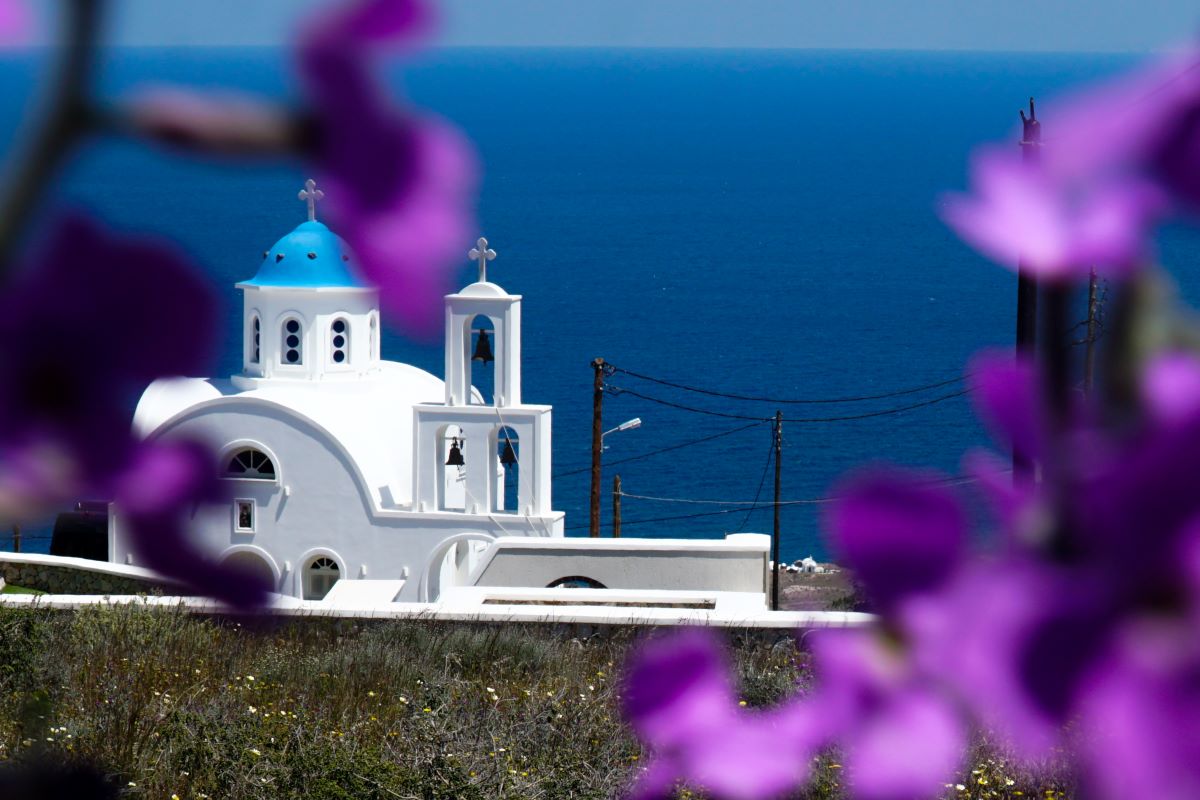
[4,47,1199,561]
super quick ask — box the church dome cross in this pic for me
[469,236,497,283]
[298,178,325,222]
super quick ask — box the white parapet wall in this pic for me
[436,532,773,601]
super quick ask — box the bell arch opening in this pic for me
[490,425,520,513]
[465,314,496,405]
[436,424,467,512]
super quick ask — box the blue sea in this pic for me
[4,47,1199,561]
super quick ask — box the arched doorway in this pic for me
[304,556,340,600]
[220,550,278,592]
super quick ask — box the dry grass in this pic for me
[0,606,1074,799]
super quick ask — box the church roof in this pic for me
[242,220,367,289]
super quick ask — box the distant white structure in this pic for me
[108,184,772,610]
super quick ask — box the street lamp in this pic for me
[602,417,641,449]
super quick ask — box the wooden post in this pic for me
[613,474,622,538]
[589,358,605,538]
[772,410,782,611]
[1015,97,1042,476]
[1083,269,1099,394]
[11,523,19,553]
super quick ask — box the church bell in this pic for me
[446,437,465,467]
[499,437,518,467]
[472,329,494,364]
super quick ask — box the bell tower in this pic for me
[444,237,521,407]
[412,237,555,522]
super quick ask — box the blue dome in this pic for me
[243,221,367,288]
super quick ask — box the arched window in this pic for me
[281,318,303,365]
[330,317,350,364]
[305,557,340,600]
[249,314,260,364]
[369,313,378,361]
[226,448,276,480]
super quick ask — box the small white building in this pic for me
[112,198,563,601]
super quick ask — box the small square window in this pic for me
[234,499,255,533]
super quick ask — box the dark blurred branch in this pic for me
[0,0,106,272]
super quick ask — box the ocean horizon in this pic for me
[5,46,1197,560]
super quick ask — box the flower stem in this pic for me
[0,0,106,274]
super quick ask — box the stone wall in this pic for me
[0,559,177,596]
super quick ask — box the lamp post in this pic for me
[602,417,642,449]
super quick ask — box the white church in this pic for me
[105,183,778,614]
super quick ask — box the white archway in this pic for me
[219,545,281,592]
[417,532,497,602]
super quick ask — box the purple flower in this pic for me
[298,0,476,337]
[0,214,266,608]
[1141,351,1200,426]
[621,628,821,800]
[116,439,270,608]
[825,467,967,615]
[0,0,27,44]
[1046,49,1200,210]
[940,147,1164,281]
[1076,621,1200,800]
[807,631,966,800]
[0,215,216,507]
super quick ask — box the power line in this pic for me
[610,364,965,404]
[733,441,774,532]
[607,384,970,422]
[617,474,986,507]
[552,420,766,478]
[564,473,993,532]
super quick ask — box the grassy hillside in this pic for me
[0,606,1072,799]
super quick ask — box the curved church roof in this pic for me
[242,220,367,289]
[133,362,448,511]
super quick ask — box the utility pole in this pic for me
[589,357,605,538]
[11,523,19,553]
[1016,97,1041,357]
[1015,98,1041,476]
[613,474,622,538]
[772,410,782,611]
[1083,270,1100,394]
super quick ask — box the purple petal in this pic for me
[0,0,28,44]
[825,468,967,613]
[622,628,735,748]
[848,688,965,800]
[1141,351,1200,426]
[967,352,1045,465]
[117,440,270,609]
[298,31,477,338]
[940,147,1160,280]
[905,562,1087,762]
[300,0,433,52]
[1077,623,1200,800]
[622,628,822,799]
[0,214,217,501]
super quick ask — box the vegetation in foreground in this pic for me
[0,606,1072,799]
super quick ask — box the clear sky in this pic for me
[23,0,1200,52]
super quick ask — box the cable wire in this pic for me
[608,384,969,422]
[733,442,773,532]
[610,364,965,404]
[552,419,767,478]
